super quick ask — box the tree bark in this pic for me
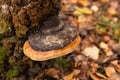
[0,0,61,37]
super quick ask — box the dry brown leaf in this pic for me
[78,15,87,23]
[98,55,110,63]
[107,40,115,48]
[78,15,93,23]
[64,72,74,80]
[105,67,120,80]
[64,69,80,80]
[99,42,113,56]
[89,62,100,73]
[34,68,61,80]
[103,35,111,42]
[99,0,110,3]
[104,66,120,79]
[34,72,45,80]
[108,7,117,15]
[111,17,119,23]
[111,60,120,72]
[71,0,78,4]
[105,50,113,57]
[73,54,87,68]
[110,1,119,9]
[89,71,102,80]
[77,15,94,32]
[74,7,92,15]
[78,0,90,6]
[79,61,88,80]
[112,42,120,53]
[46,68,60,79]
[95,72,107,79]
[73,55,86,62]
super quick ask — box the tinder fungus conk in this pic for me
[23,16,80,61]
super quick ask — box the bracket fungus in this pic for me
[23,16,80,61]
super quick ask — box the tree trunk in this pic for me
[0,0,61,37]
[0,1,61,79]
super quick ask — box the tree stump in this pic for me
[0,0,61,37]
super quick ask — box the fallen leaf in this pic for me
[111,60,120,72]
[95,72,107,79]
[82,45,99,60]
[46,68,60,79]
[79,61,88,80]
[103,35,111,42]
[71,0,78,4]
[99,42,113,56]
[107,40,115,48]
[110,1,119,9]
[64,69,80,80]
[64,72,74,80]
[112,42,120,53]
[74,7,92,15]
[108,7,117,15]
[78,0,90,6]
[99,0,110,3]
[104,66,120,79]
[89,62,100,73]
[98,55,110,63]
[89,71,103,80]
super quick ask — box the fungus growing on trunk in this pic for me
[23,16,80,61]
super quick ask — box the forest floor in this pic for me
[0,0,120,80]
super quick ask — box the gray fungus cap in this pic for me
[28,16,77,51]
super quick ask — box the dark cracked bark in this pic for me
[0,0,61,37]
